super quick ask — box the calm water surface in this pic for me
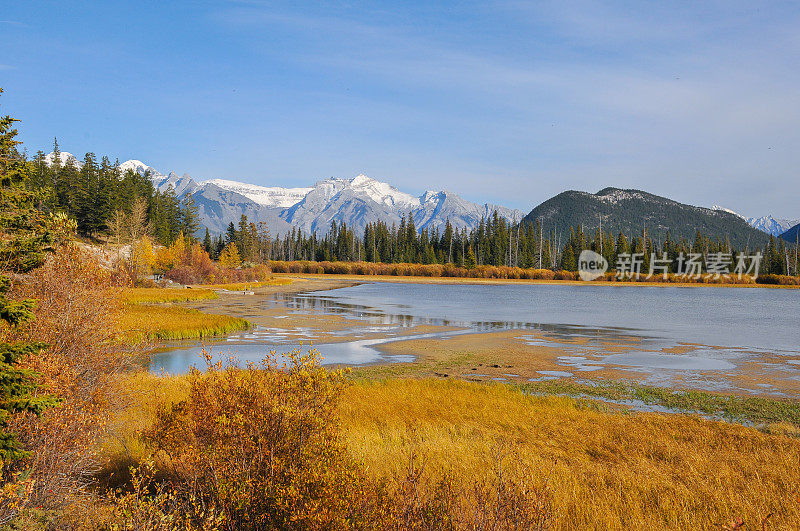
[151,282,799,375]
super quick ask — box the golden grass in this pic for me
[103,372,190,469]
[117,287,253,341]
[339,378,800,530]
[119,287,219,304]
[111,373,800,529]
[119,304,249,341]
[199,278,293,291]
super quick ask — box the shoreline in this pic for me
[272,272,800,289]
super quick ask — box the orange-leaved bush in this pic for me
[146,349,372,529]
[0,244,140,524]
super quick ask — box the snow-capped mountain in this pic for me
[118,159,158,177]
[218,174,522,236]
[711,205,799,236]
[746,215,800,236]
[117,159,198,196]
[47,152,522,236]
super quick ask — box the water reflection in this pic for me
[152,282,800,378]
[151,329,467,375]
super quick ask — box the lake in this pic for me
[151,282,800,387]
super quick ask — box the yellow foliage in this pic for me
[218,242,241,269]
[129,236,155,277]
[153,233,189,273]
[145,349,366,529]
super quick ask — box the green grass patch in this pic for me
[120,304,250,341]
[518,379,800,426]
[120,287,219,304]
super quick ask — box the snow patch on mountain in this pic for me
[348,174,419,208]
[204,179,312,208]
[44,151,82,168]
[712,205,746,220]
[118,159,160,178]
[596,188,652,204]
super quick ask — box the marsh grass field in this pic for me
[105,372,800,529]
[117,278,295,342]
[119,286,246,341]
[340,378,800,529]
[105,275,800,528]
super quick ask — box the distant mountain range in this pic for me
[709,206,800,237]
[521,187,770,248]
[43,152,795,245]
[710,207,799,238]
[746,215,800,237]
[47,152,522,236]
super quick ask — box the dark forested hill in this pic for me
[780,222,800,244]
[522,187,769,248]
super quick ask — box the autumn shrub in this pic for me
[142,349,372,529]
[266,260,786,286]
[165,265,202,285]
[4,244,140,523]
[532,269,553,280]
[147,235,270,285]
[331,262,351,275]
[552,270,577,281]
[269,260,605,283]
[351,262,368,275]
[107,459,224,531]
[756,273,800,285]
[271,261,289,273]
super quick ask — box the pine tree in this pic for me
[203,228,212,255]
[560,243,576,271]
[465,244,477,269]
[226,222,237,245]
[180,192,200,239]
[0,89,59,461]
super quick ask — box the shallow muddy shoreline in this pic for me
[151,277,800,399]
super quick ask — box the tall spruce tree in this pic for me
[0,89,58,461]
[202,227,212,255]
[180,192,200,239]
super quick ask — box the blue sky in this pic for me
[1,1,798,218]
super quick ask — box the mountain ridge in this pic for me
[522,187,770,248]
[43,152,788,245]
[46,152,522,236]
[747,215,800,236]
